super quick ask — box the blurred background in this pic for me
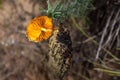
[0,0,120,80]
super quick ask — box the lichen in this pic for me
[47,23,72,79]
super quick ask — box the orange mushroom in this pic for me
[26,16,53,42]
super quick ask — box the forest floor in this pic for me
[0,0,119,80]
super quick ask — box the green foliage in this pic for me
[46,0,93,22]
[95,68,120,76]
[0,0,2,9]
[116,48,120,51]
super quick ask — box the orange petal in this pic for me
[26,16,53,42]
